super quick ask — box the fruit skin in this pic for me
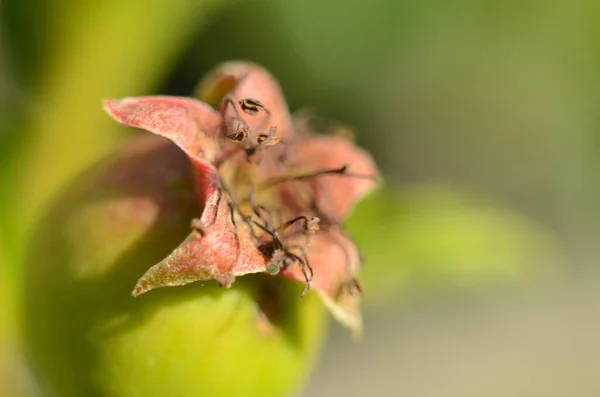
[24,135,326,397]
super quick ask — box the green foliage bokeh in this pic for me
[4,0,597,395]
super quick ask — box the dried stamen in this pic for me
[219,178,258,240]
[214,94,362,300]
[284,249,313,298]
[247,188,274,230]
[285,218,318,297]
[253,222,312,289]
[220,96,282,166]
[208,188,223,226]
[261,164,377,188]
[227,118,249,142]
[257,125,281,147]
[276,216,320,236]
[227,202,241,255]
[223,99,249,142]
[254,213,319,297]
[239,98,270,116]
[251,218,276,239]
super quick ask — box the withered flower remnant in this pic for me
[104,62,379,335]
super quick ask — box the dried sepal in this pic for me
[132,177,268,296]
[284,135,380,223]
[103,96,222,151]
[280,227,363,338]
[104,61,380,336]
[103,96,223,193]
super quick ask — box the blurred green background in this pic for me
[1,0,599,396]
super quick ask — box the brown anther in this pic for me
[257,125,280,146]
[226,118,249,142]
[239,98,268,115]
[276,216,310,235]
[306,217,320,233]
[191,218,207,235]
[247,188,274,229]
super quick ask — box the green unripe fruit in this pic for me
[24,135,327,397]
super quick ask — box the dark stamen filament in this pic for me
[285,250,313,297]
[208,188,223,226]
[261,164,377,188]
[248,188,273,229]
[227,202,242,272]
[223,99,249,142]
[216,95,370,297]
[219,178,258,241]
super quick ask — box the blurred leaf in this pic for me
[1,0,232,270]
[0,114,24,273]
[0,267,27,397]
[347,185,565,306]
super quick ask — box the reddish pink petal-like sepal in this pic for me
[104,96,270,296]
[285,135,379,223]
[103,96,222,164]
[104,95,225,205]
[198,61,294,140]
[132,177,269,296]
[280,227,363,337]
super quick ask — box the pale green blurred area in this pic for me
[1,0,599,396]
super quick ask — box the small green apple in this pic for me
[24,135,326,397]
